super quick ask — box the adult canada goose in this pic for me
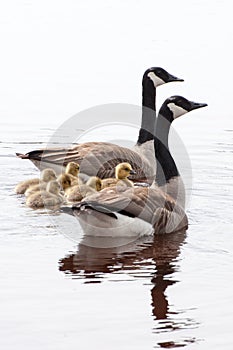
[101,162,136,189]
[61,96,207,236]
[14,168,57,195]
[26,180,63,209]
[66,176,102,202]
[16,67,183,183]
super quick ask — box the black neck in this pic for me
[137,78,156,145]
[154,104,179,186]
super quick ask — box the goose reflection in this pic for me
[59,230,198,347]
[59,230,186,320]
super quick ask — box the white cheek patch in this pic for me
[167,103,187,119]
[147,72,165,87]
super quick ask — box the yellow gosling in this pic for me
[24,169,57,197]
[26,180,63,209]
[65,162,80,185]
[101,162,135,189]
[66,176,102,202]
[14,168,56,195]
[65,162,80,176]
[57,173,72,192]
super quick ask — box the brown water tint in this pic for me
[58,230,199,348]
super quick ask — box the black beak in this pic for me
[130,169,137,175]
[167,73,184,83]
[189,101,208,111]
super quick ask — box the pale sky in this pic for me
[0,0,232,127]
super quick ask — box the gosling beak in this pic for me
[129,169,137,175]
[189,101,208,111]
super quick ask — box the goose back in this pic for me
[17,142,155,183]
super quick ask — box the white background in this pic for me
[0,0,232,126]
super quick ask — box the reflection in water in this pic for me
[59,230,198,347]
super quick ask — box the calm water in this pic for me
[1,118,233,350]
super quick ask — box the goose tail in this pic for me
[16,152,29,159]
[60,205,75,216]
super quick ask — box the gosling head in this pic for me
[57,174,72,190]
[161,95,208,121]
[115,163,136,180]
[86,176,102,191]
[46,180,62,195]
[41,168,57,182]
[65,162,80,177]
[143,67,184,88]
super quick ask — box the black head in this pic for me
[143,67,184,87]
[163,95,208,120]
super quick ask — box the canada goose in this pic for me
[26,180,63,209]
[101,162,136,189]
[61,96,207,236]
[66,176,102,202]
[14,168,56,195]
[16,67,183,183]
[153,96,208,207]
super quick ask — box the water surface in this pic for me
[0,119,233,350]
